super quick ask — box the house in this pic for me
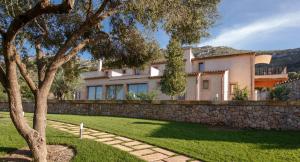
[77,47,288,101]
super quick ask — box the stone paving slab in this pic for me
[152,148,175,156]
[103,140,123,145]
[87,130,99,133]
[48,120,198,162]
[90,132,108,136]
[112,144,133,152]
[132,144,153,150]
[96,138,114,142]
[163,155,190,162]
[141,153,168,162]
[98,134,115,138]
[123,141,142,146]
[130,149,155,156]
[83,135,97,139]
[115,136,132,142]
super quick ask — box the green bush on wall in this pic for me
[270,85,290,101]
[126,91,157,101]
[232,85,249,101]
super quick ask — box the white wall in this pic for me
[192,55,254,99]
[223,70,229,101]
[150,66,160,76]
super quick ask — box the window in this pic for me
[199,63,205,72]
[203,80,209,89]
[128,83,148,95]
[106,85,124,100]
[87,86,103,100]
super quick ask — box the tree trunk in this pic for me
[5,48,47,162]
[33,92,48,138]
[9,98,47,162]
[32,92,48,162]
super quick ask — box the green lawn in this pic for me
[46,113,300,162]
[0,112,143,162]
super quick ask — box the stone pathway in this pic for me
[48,120,200,162]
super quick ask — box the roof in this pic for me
[276,78,300,85]
[150,70,227,79]
[187,70,227,76]
[192,52,255,61]
[84,76,109,80]
[151,59,187,65]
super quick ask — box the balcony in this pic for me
[255,65,288,88]
[255,66,287,76]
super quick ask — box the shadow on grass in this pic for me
[0,148,31,162]
[0,157,31,162]
[132,121,300,150]
[0,147,18,154]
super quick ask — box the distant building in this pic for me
[77,48,288,101]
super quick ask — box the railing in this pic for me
[255,66,287,75]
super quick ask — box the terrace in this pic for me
[255,65,289,88]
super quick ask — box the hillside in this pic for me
[88,46,300,72]
[257,48,300,72]
[195,46,300,72]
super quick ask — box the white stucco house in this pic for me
[76,47,288,101]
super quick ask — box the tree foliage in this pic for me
[51,57,87,100]
[288,72,300,80]
[160,38,186,98]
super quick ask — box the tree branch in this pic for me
[14,49,37,93]
[0,65,7,88]
[0,27,5,37]
[55,39,95,67]
[51,0,112,63]
[5,0,74,45]
[34,37,46,85]
[40,35,104,94]
[40,0,118,94]
[94,0,110,16]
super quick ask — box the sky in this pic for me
[156,0,300,51]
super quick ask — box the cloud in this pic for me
[200,11,300,47]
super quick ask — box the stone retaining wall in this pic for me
[0,100,300,130]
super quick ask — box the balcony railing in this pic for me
[255,66,287,75]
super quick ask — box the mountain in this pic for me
[194,46,300,72]
[257,48,300,72]
[87,46,300,72]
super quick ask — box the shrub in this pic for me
[126,91,157,101]
[270,85,290,101]
[126,92,137,100]
[232,85,249,101]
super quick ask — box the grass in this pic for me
[0,112,143,162]
[46,113,300,162]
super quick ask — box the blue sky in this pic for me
[156,0,300,50]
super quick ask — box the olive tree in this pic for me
[0,0,219,161]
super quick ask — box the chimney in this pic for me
[97,59,103,71]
